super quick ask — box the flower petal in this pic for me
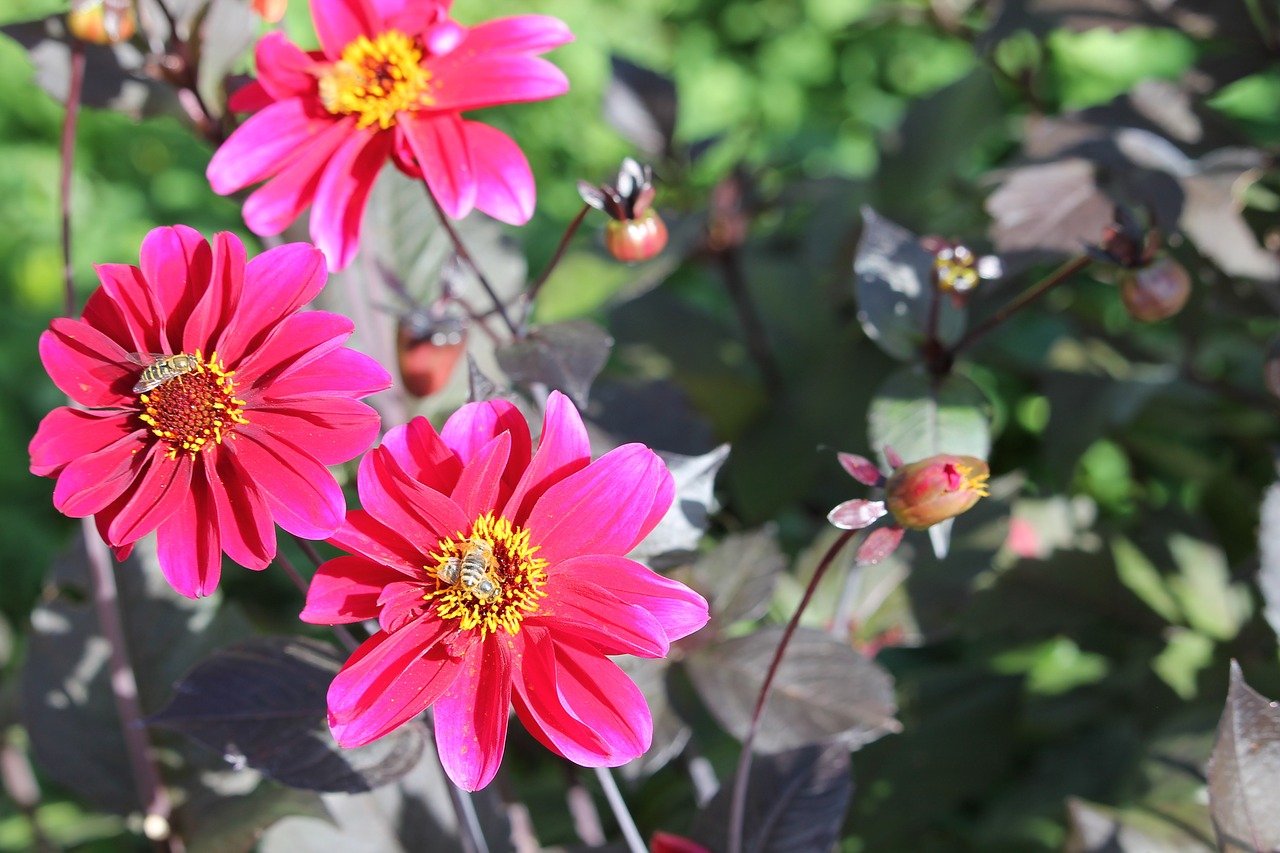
[399,112,475,220]
[427,54,569,113]
[439,398,531,503]
[209,450,277,570]
[310,127,393,270]
[312,0,381,58]
[30,407,136,478]
[106,452,192,546]
[250,401,381,466]
[526,444,672,564]
[376,580,431,633]
[329,509,425,576]
[433,636,513,791]
[504,390,590,523]
[156,480,222,598]
[40,320,135,408]
[449,432,511,522]
[229,430,345,539]
[183,232,246,354]
[827,499,888,531]
[207,99,337,196]
[328,619,463,747]
[527,574,669,657]
[263,346,391,400]
[377,417,463,493]
[512,631,650,767]
[138,225,212,343]
[358,447,468,546]
[235,311,354,393]
[459,121,535,225]
[94,262,164,353]
[552,554,709,644]
[216,243,328,365]
[302,554,405,623]
[239,118,356,237]
[51,431,148,519]
[451,14,573,55]
[252,31,319,102]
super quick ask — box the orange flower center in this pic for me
[136,350,248,460]
[947,463,990,496]
[317,30,435,129]
[428,513,548,638]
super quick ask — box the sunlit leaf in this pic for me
[686,526,787,627]
[868,367,992,468]
[1207,661,1280,852]
[629,444,730,567]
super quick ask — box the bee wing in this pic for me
[125,352,167,366]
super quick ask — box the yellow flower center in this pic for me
[950,463,991,497]
[934,247,980,293]
[428,513,548,638]
[136,350,248,460]
[317,30,435,130]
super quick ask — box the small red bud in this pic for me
[604,208,668,263]
[67,2,136,44]
[251,0,287,22]
[651,832,712,853]
[884,454,990,530]
[1119,257,1191,322]
[397,323,465,398]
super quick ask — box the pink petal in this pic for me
[311,127,393,270]
[838,452,884,487]
[183,232,246,354]
[38,322,134,407]
[452,14,573,55]
[462,121,534,225]
[526,445,671,565]
[449,432,511,521]
[262,346,391,400]
[93,262,164,353]
[208,100,338,196]
[311,0,380,59]
[215,243,329,366]
[399,112,476,220]
[253,32,319,102]
[377,417,463,493]
[433,636,513,791]
[527,574,669,657]
[328,619,463,747]
[228,80,274,113]
[512,631,650,766]
[503,390,590,523]
[30,407,137,478]
[239,118,356,237]
[138,225,213,342]
[234,311,354,391]
[209,451,277,570]
[249,401,381,466]
[377,580,431,633]
[857,525,905,565]
[51,432,149,519]
[358,447,468,546]
[439,398,531,502]
[301,554,405,623]
[156,481,223,598]
[827,499,888,531]
[229,431,345,539]
[105,452,192,545]
[329,509,425,576]
[427,54,569,112]
[553,554,708,643]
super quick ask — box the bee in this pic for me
[127,352,198,394]
[438,537,500,601]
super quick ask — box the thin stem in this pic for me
[82,521,180,852]
[446,783,488,853]
[60,40,85,319]
[277,544,361,654]
[521,204,591,330]
[424,191,520,338]
[594,767,646,853]
[718,246,783,391]
[727,528,857,853]
[949,255,1090,358]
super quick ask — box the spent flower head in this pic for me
[579,157,668,263]
[29,226,390,597]
[301,391,709,790]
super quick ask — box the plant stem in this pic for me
[279,542,361,653]
[595,767,646,853]
[424,190,520,339]
[60,40,85,319]
[521,203,591,330]
[82,522,181,852]
[718,245,783,391]
[948,255,1090,358]
[727,528,857,853]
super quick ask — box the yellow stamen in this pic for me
[137,350,247,460]
[317,30,435,129]
[953,463,991,497]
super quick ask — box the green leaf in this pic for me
[868,367,992,466]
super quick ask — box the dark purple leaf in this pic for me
[466,354,504,403]
[827,499,888,531]
[686,627,900,753]
[985,157,1116,262]
[630,444,731,567]
[1266,339,1280,401]
[496,319,613,407]
[149,636,424,793]
[857,525,906,565]
[837,452,884,487]
[687,527,787,627]
[1207,661,1280,852]
[604,55,678,159]
[690,742,853,853]
[854,207,967,361]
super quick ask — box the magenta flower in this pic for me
[301,391,709,790]
[206,0,573,270]
[29,226,391,597]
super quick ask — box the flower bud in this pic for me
[67,1,136,44]
[397,314,466,398]
[651,832,712,853]
[1120,257,1191,322]
[884,454,990,530]
[251,0,287,22]
[604,208,668,263]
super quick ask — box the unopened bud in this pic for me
[884,454,990,530]
[605,208,668,263]
[251,0,287,22]
[651,832,712,853]
[397,315,466,398]
[1120,257,1191,322]
[67,1,136,44]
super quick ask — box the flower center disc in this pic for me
[430,513,548,637]
[137,351,248,459]
[318,30,435,129]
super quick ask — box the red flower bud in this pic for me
[1119,257,1191,322]
[605,208,668,263]
[397,320,465,398]
[67,1,136,44]
[651,832,712,853]
[884,454,990,530]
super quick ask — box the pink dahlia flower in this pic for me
[206,0,573,270]
[29,226,391,598]
[301,391,709,791]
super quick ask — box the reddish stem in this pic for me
[60,40,85,318]
[948,255,1091,358]
[520,203,591,330]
